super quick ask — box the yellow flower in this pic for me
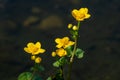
[52,52,56,57]
[55,37,75,48]
[68,24,73,29]
[56,48,67,57]
[35,57,42,63]
[72,8,91,21]
[24,42,45,55]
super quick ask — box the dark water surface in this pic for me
[0,0,120,80]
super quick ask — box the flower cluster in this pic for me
[52,37,74,57]
[18,7,91,80]
[24,42,45,63]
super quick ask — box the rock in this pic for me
[39,15,63,30]
[31,7,42,14]
[23,16,39,27]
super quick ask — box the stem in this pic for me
[67,38,77,80]
[70,21,80,63]
[30,63,38,80]
[70,38,77,63]
[30,70,36,80]
[60,66,64,80]
[67,21,80,80]
[67,61,72,80]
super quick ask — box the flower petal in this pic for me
[24,47,31,53]
[72,9,78,18]
[39,49,46,53]
[35,42,41,48]
[55,38,61,43]
[63,37,69,41]
[27,42,34,48]
[85,14,91,18]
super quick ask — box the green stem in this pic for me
[67,21,80,80]
[30,63,38,80]
[60,66,64,80]
[67,38,77,80]
[30,70,36,80]
[70,21,80,63]
[77,21,80,30]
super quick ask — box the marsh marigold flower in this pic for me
[72,8,91,21]
[55,37,75,49]
[56,48,67,57]
[24,42,45,55]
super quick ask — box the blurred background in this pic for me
[0,0,120,80]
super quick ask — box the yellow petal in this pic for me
[33,49,45,55]
[35,42,41,48]
[55,38,61,43]
[56,44,63,48]
[24,47,31,53]
[39,49,45,53]
[72,9,78,18]
[79,8,88,14]
[64,41,75,48]
[84,8,88,13]
[85,14,91,18]
[63,37,69,41]
[27,42,34,48]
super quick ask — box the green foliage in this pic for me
[31,64,44,72]
[75,48,84,59]
[53,72,64,80]
[53,61,60,67]
[46,77,52,80]
[18,72,43,80]
[65,46,73,57]
[53,57,68,67]
[70,30,78,39]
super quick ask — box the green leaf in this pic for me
[54,72,64,80]
[31,64,44,72]
[53,57,68,67]
[37,65,45,72]
[59,57,68,65]
[18,72,32,80]
[46,77,52,80]
[53,61,60,67]
[33,75,43,80]
[70,30,75,35]
[65,46,73,57]
[75,48,84,59]
[18,72,43,80]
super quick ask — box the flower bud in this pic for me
[72,25,78,30]
[68,24,73,29]
[52,52,56,57]
[31,55,36,60]
[35,57,42,63]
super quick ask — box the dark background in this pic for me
[0,0,120,80]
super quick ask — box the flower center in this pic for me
[32,47,39,53]
[78,14,85,19]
